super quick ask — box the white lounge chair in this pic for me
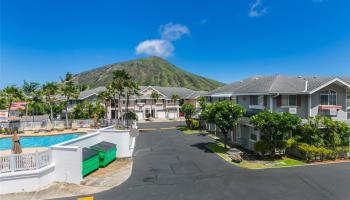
[71,122,78,130]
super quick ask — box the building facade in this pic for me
[75,86,205,121]
[205,75,350,151]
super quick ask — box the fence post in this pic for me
[35,150,39,170]
[11,154,15,172]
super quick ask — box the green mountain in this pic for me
[75,56,224,91]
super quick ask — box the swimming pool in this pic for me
[0,133,83,151]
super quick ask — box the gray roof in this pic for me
[78,86,106,100]
[147,86,197,99]
[206,75,350,96]
[185,91,207,99]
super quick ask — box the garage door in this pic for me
[157,111,166,119]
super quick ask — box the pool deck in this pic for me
[0,128,90,139]
[0,147,48,155]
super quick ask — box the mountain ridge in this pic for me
[75,56,224,91]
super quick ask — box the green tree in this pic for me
[322,117,350,150]
[197,96,206,110]
[181,103,196,127]
[28,89,45,121]
[150,91,160,118]
[42,82,59,120]
[202,101,245,148]
[0,96,7,110]
[1,86,24,115]
[250,111,301,157]
[22,80,40,116]
[171,94,180,119]
[110,70,131,124]
[60,73,79,128]
[125,80,139,127]
[298,116,324,146]
[98,90,113,123]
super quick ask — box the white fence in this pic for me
[0,150,51,173]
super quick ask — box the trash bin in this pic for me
[90,141,117,167]
[82,148,99,176]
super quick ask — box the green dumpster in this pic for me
[82,148,99,176]
[90,141,116,167]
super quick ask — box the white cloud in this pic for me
[159,23,190,41]
[135,23,189,58]
[248,0,267,18]
[135,39,174,58]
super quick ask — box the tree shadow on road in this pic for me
[190,142,216,153]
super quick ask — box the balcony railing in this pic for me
[0,150,52,174]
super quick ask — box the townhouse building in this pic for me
[205,75,350,151]
[74,86,205,121]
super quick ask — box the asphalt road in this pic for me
[64,122,350,200]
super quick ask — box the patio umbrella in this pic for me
[12,132,22,154]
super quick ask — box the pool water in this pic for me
[0,133,82,151]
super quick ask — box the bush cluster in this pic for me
[188,119,200,130]
[297,143,334,162]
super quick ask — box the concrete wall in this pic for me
[0,128,135,194]
[51,128,135,184]
[0,164,55,194]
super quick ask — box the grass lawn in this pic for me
[206,142,306,169]
[177,126,207,135]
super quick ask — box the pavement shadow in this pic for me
[190,142,216,153]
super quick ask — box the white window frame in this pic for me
[320,90,337,106]
[281,95,297,107]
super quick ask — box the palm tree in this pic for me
[1,86,24,117]
[171,94,180,119]
[125,81,140,127]
[29,89,45,122]
[110,70,131,125]
[22,81,40,117]
[42,82,59,120]
[150,91,160,118]
[98,90,113,125]
[60,73,78,128]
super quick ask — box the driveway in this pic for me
[62,122,350,200]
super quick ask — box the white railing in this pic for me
[21,121,43,131]
[73,119,93,128]
[0,150,52,173]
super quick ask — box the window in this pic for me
[282,95,297,106]
[320,90,337,105]
[250,134,257,141]
[250,96,259,105]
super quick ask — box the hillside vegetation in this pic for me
[75,56,224,91]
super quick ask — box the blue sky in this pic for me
[1,0,350,88]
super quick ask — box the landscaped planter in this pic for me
[90,141,117,167]
[82,148,100,176]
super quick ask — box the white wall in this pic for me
[0,128,136,194]
[0,164,54,194]
[51,146,82,184]
[50,128,135,184]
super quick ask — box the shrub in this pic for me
[145,113,151,119]
[254,140,273,157]
[189,119,200,130]
[286,138,297,149]
[123,111,138,121]
[297,143,334,161]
